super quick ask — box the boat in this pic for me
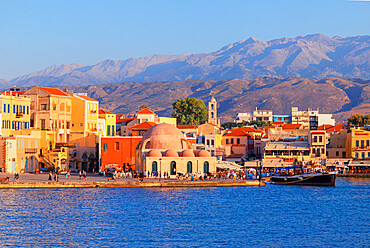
[270,172,336,186]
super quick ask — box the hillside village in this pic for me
[0,86,369,175]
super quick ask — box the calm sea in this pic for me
[0,178,369,247]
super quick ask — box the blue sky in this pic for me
[0,0,369,79]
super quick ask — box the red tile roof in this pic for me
[281,124,302,130]
[317,124,334,130]
[136,108,155,115]
[38,87,70,96]
[99,109,115,115]
[224,129,253,138]
[1,91,26,96]
[129,121,157,130]
[177,125,198,129]
[326,123,347,132]
[116,117,136,124]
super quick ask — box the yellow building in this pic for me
[99,109,116,136]
[346,128,370,160]
[0,91,31,136]
[22,86,72,144]
[71,94,99,133]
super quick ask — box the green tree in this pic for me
[348,114,364,126]
[139,104,148,110]
[172,97,208,125]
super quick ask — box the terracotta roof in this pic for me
[1,91,26,96]
[99,109,115,115]
[38,87,70,96]
[326,123,347,132]
[136,108,155,115]
[116,117,136,124]
[317,124,334,130]
[202,122,219,127]
[177,125,198,129]
[281,124,302,130]
[129,121,157,130]
[224,129,253,138]
[74,94,98,102]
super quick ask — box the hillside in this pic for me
[9,34,370,87]
[60,77,370,123]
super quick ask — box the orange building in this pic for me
[100,136,142,171]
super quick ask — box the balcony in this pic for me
[55,142,76,149]
[16,113,23,118]
[25,148,38,154]
[90,110,97,114]
[353,146,369,151]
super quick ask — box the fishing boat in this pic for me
[270,172,336,186]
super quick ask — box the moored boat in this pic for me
[270,172,336,186]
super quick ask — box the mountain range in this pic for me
[7,34,370,87]
[61,77,370,123]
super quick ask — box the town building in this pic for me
[0,91,31,136]
[23,86,72,143]
[253,108,273,122]
[346,128,370,160]
[234,113,252,123]
[99,110,116,136]
[136,123,216,177]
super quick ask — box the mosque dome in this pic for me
[146,149,162,157]
[197,150,211,157]
[181,149,195,157]
[142,123,185,150]
[163,149,179,157]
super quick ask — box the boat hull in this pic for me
[270,173,336,186]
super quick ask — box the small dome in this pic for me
[142,123,185,150]
[163,149,179,157]
[147,149,162,157]
[197,150,211,157]
[181,149,195,157]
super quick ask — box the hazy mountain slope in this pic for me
[10,34,370,86]
[62,77,369,123]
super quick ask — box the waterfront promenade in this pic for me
[0,173,264,188]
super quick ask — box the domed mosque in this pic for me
[135,123,216,177]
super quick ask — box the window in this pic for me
[356,140,359,147]
[207,140,210,146]
[237,138,240,144]
[27,106,29,114]
[336,151,339,157]
[13,105,15,113]
[115,142,119,150]
[367,140,370,147]
[355,152,359,158]
[3,104,5,113]
[361,140,364,149]
[104,143,108,151]
[204,161,210,173]
[66,122,70,129]
[79,123,83,127]
[152,161,158,172]
[362,152,365,159]
[211,140,214,146]
[107,125,111,136]
[41,104,47,110]
[314,136,317,142]
[319,136,323,142]
[368,152,370,158]
[231,138,234,144]
[35,140,37,149]
[187,161,192,173]
[226,139,229,144]
[7,104,10,113]
[41,119,46,129]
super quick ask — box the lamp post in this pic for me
[159,158,162,181]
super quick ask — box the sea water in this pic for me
[0,178,368,247]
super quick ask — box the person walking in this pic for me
[48,171,52,181]
[83,170,87,180]
[79,170,82,180]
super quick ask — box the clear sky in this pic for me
[0,0,369,79]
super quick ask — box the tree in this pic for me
[172,97,208,125]
[348,114,364,126]
[139,104,148,110]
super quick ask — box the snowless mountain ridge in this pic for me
[8,34,370,87]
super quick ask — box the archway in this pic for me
[204,161,210,173]
[170,161,176,175]
[187,161,192,173]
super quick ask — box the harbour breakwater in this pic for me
[0,180,264,189]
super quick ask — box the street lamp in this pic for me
[159,158,162,181]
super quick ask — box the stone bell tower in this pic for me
[208,97,219,125]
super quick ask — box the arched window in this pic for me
[211,104,214,110]
[152,161,158,172]
[204,161,209,173]
[187,161,192,173]
[170,161,176,175]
